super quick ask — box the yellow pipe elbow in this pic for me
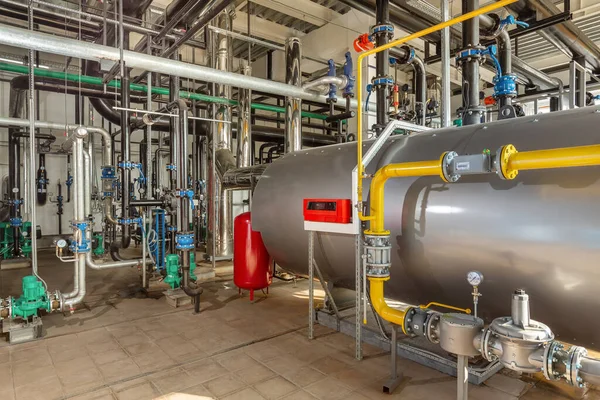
[369,277,407,329]
[367,161,443,235]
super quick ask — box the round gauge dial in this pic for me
[56,239,67,248]
[467,271,484,286]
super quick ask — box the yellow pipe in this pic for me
[367,159,444,235]
[356,0,518,223]
[504,144,600,178]
[419,302,471,315]
[369,277,408,332]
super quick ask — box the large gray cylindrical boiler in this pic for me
[252,106,600,349]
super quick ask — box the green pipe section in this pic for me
[0,63,329,121]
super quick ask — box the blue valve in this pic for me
[482,45,502,77]
[500,15,529,29]
[365,84,374,112]
[327,59,337,102]
[343,52,355,97]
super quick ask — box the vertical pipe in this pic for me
[440,0,451,127]
[375,0,390,135]
[236,62,252,167]
[27,2,41,283]
[285,37,302,153]
[145,36,152,200]
[120,68,131,248]
[461,0,482,126]
[207,8,234,260]
[457,355,469,400]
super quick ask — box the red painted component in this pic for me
[484,96,496,106]
[234,212,273,301]
[303,198,352,224]
[353,33,374,52]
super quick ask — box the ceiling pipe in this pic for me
[504,0,600,71]
[0,23,369,110]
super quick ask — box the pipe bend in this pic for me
[86,251,139,269]
[369,277,406,326]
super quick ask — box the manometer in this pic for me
[56,239,67,249]
[467,271,484,286]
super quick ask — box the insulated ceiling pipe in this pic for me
[207,7,235,260]
[285,37,302,153]
[252,105,600,349]
[0,24,369,110]
[504,0,600,71]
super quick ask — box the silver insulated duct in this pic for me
[207,7,234,259]
[252,106,600,349]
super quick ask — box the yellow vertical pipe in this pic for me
[356,0,518,223]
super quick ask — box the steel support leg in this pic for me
[457,355,469,400]
[383,324,403,394]
[355,234,363,360]
[312,257,341,328]
[308,230,314,340]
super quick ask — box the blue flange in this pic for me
[9,217,22,227]
[370,24,394,36]
[101,166,116,179]
[166,164,177,171]
[493,74,517,98]
[175,233,195,250]
[372,77,394,87]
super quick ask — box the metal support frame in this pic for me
[308,230,315,340]
[307,230,342,340]
[457,355,469,400]
[569,60,587,109]
[383,324,404,394]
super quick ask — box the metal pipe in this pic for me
[355,0,516,217]
[236,62,252,168]
[285,37,302,153]
[369,278,406,326]
[580,357,600,387]
[412,56,427,126]
[302,76,349,94]
[63,128,87,309]
[162,0,232,59]
[120,66,131,249]
[461,0,482,126]
[0,62,338,120]
[441,0,451,127]
[375,0,390,135]
[507,0,600,71]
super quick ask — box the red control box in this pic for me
[303,199,352,224]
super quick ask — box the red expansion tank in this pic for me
[234,212,273,301]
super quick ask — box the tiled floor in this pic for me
[0,249,597,400]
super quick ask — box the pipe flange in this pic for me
[480,13,503,40]
[481,327,497,362]
[495,144,518,180]
[543,341,563,381]
[425,312,441,344]
[370,24,394,38]
[441,151,460,183]
[455,46,486,64]
[403,307,416,336]
[566,346,587,387]
[74,127,88,138]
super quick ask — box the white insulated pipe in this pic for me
[0,23,371,111]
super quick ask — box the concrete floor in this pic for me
[0,249,597,400]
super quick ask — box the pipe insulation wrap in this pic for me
[0,24,369,111]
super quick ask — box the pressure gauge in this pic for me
[467,271,484,286]
[56,239,67,249]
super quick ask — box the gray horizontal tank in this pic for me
[252,106,600,349]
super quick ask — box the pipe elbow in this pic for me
[369,278,406,326]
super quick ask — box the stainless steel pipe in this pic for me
[285,37,302,153]
[0,23,371,110]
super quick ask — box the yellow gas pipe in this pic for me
[356,0,519,329]
[356,0,519,224]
